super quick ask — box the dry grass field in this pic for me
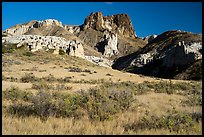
[2,49,202,135]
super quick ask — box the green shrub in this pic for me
[67,67,82,72]
[32,82,72,91]
[57,93,85,118]
[42,74,57,82]
[7,103,36,117]
[81,86,135,121]
[83,88,118,121]
[2,76,18,82]
[55,84,72,91]
[181,95,202,106]
[2,44,18,54]
[46,49,55,53]
[6,84,135,121]
[32,82,54,90]
[2,87,33,102]
[20,73,39,83]
[62,77,72,82]
[59,49,65,55]
[124,112,200,134]
[23,51,34,57]
[56,76,72,83]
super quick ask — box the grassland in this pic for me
[2,49,202,135]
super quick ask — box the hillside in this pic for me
[112,30,202,80]
[2,47,202,135]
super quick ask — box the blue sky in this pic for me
[2,2,202,37]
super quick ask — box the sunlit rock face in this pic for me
[63,25,81,35]
[84,55,113,68]
[130,41,202,68]
[82,12,136,38]
[3,19,63,36]
[2,35,85,58]
[143,34,158,43]
[95,30,119,57]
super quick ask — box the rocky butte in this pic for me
[82,12,136,38]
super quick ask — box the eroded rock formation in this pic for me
[82,12,136,38]
[96,30,119,57]
[64,25,81,35]
[84,55,113,67]
[2,35,85,58]
[3,19,63,36]
[130,41,202,68]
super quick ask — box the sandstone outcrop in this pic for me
[82,12,136,38]
[64,25,81,35]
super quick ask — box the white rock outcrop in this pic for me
[2,35,85,58]
[162,41,202,67]
[104,32,119,57]
[98,31,119,57]
[143,34,157,43]
[38,19,63,27]
[130,41,202,68]
[4,24,32,36]
[3,19,63,36]
[84,55,113,67]
[130,52,154,67]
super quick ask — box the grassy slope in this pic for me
[2,49,202,135]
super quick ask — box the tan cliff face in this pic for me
[82,12,136,38]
